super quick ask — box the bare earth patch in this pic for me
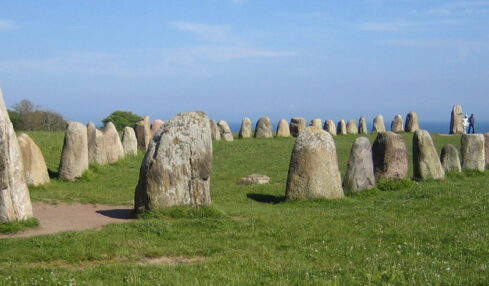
[139,256,207,266]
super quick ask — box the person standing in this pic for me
[463,114,469,134]
[468,114,476,134]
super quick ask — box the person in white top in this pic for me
[462,114,469,134]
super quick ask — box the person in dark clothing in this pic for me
[468,114,475,134]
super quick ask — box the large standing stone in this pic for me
[372,131,408,180]
[87,122,106,165]
[285,127,344,200]
[276,119,291,137]
[218,120,234,141]
[290,117,306,137]
[337,120,347,135]
[103,122,124,164]
[135,116,151,151]
[150,120,165,137]
[405,111,420,133]
[210,120,221,141]
[0,90,33,222]
[391,115,403,133]
[310,118,322,128]
[239,117,252,139]
[343,137,375,193]
[485,133,489,169]
[460,134,485,171]
[372,115,386,133]
[358,117,368,134]
[255,117,273,138]
[346,120,358,135]
[134,111,212,212]
[122,127,138,156]
[413,130,445,180]
[18,133,50,186]
[324,120,337,136]
[59,122,89,181]
[440,144,461,173]
[450,105,464,134]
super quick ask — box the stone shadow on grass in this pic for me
[246,193,286,204]
[96,209,135,219]
[48,169,59,179]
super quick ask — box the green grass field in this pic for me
[1,131,489,285]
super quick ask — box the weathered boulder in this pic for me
[276,119,291,137]
[0,90,33,222]
[103,122,124,164]
[239,117,252,138]
[18,133,50,186]
[413,130,445,180]
[391,115,403,133]
[150,120,165,137]
[346,120,358,135]
[210,120,221,141]
[218,120,234,141]
[310,118,322,128]
[337,120,347,135]
[59,122,89,181]
[343,137,375,193]
[324,120,337,136]
[440,144,461,173]
[372,131,408,180]
[450,105,464,134]
[485,133,489,169]
[461,134,485,171]
[405,111,420,133]
[290,117,306,137]
[122,127,138,156]
[87,122,106,165]
[372,115,386,133]
[254,117,273,138]
[358,117,368,134]
[134,111,212,212]
[239,174,270,185]
[285,127,344,200]
[135,116,151,151]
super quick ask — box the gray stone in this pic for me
[372,131,408,180]
[134,111,212,212]
[59,122,89,181]
[276,119,291,137]
[87,122,106,165]
[151,120,165,137]
[290,117,306,137]
[310,118,322,128]
[218,120,234,141]
[372,115,386,133]
[358,117,368,134]
[391,114,403,133]
[122,127,138,156]
[324,120,337,136]
[413,130,445,180]
[286,127,344,200]
[461,134,485,171]
[343,137,375,193]
[210,120,221,141]
[18,133,50,186]
[135,116,151,151]
[450,105,464,134]
[337,120,347,135]
[103,122,124,164]
[405,111,420,133]
[239,174,270,185]
[255,117,273,138]
[440,144,461,173]
[346,120,358,135]
[239,117,252,138]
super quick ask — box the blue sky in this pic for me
[1,0,488,125]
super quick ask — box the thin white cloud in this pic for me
[0,20,19,31]
[416,1,489,16]
[170,21,235,43]
[357,21,420,31]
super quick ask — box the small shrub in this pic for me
[0,218,40,234]
[376,179,415,191]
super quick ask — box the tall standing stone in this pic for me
[391,115,404,133]
[18,133,50,186]
[405,111,420,133]
[485,133,489,169]
[87,122,106,165]
[122,127,138,156]
[346,120,358,135]
[372,115,386,133]
[239,117,252,138]
[0,90,33,222]
[218,120,234,141]
[372,131,408,180]
[255,117,273,138]
[413,130,445,180]
[285,127,344,200]
[324,120,337,136]
[343,137,375,193]
[337,120,347,135]
[290,117,306,137]
[135,116,151,151]
[310,119,322,128]
[276,119,291,137]
[358,117,368,134]
[460,134,485,171]
[210,120,221,141]
[134,111,212,212]
[440,144,461,173]
[59,122,89,181]
[103,122,124,164]
[151,120,165,137]
[450,105,464,134]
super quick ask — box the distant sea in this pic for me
[228,121,489,134]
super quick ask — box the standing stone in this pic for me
[358,117,368,134]
[276,119,291,137]
[218,120,234,142]
[485,133,489,169]
[405,111,420,133]
[460,134,485,171]
[290,117,306,137]
[285,127,344,200]
[391,115,404,133]
[324,120,337,136]
[372,115,386,133]
[310,118,322,128]
[413,130,445,180]
[0,90,33,222]
[239,117,252,138]
[59,122,89,181]
[18,133,50,186]
[372,131,408,180]
[151,120,165,137]
[255,117,273,138]
[135,116,151,151]
[87,122,106,165]
[210,120,221,141]
[134,111,212,212]
[103,122,124,164]
[440,144,462,173]
[337,120,347,135]
[450,105,464,134]
[343,137,375,193]
[122,127,138,156]
[346,120,358,135]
